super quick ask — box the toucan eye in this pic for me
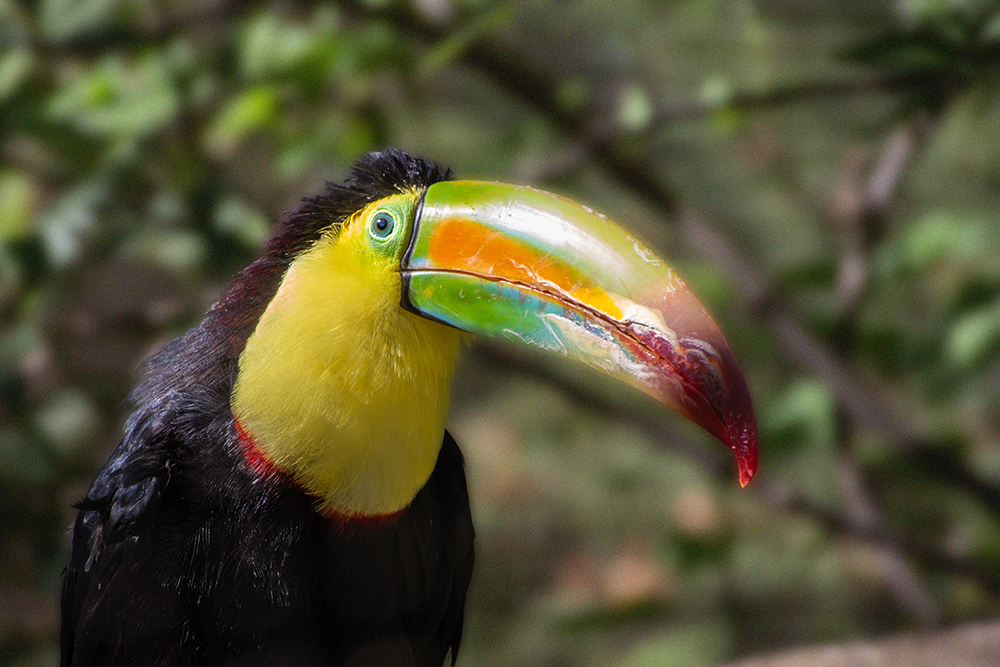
[369,212,395,240]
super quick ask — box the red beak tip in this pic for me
[736,446,757,488]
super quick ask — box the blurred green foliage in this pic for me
[3,0,1000,666]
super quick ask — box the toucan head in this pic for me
[233,151,757,518]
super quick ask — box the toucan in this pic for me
[61,150,757,666]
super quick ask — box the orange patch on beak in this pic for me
[427,218,624,320]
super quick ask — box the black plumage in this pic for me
[60,151,473,666]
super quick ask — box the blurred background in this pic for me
[4,0,1000,665]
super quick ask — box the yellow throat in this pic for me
[231,197,463,517]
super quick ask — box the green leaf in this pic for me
[205,85,280,155]
[765,378,836,450]
[0,47,32,101]
[882,211,988,274]
[945,299,1000,370]
[242,13,317,80]
[40,0,124,42]
[214,197,270,248]
[46,55,180,139]
[0,171,38,242]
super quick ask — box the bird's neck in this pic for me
[231,235,463,517]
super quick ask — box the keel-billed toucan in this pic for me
[61,150,757,666]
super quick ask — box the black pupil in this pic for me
[375,215,390,233]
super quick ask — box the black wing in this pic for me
[60,406,178,667]
[389,431,475,666]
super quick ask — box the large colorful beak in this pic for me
[401,181,758,486]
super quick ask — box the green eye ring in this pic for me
[368,211,397,241]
